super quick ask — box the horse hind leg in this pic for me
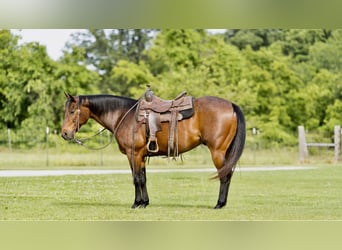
[215,103,246,209]
[214,170,233,209]
[209,149,233,209]
[210,121,241,208]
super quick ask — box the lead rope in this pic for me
[73,128,113,150]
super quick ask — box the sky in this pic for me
[12,29,86,60]
[12,29,226,61]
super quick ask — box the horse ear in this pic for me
[64,91,75,102]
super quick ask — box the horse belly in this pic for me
[155,119,201,154]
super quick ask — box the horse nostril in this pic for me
[61,131,69,140]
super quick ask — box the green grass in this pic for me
[1,144,341,220]
[1,166,341,220]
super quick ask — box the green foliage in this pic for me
[281,29,332,61]
[143,30,245,99]
[110,60,154,97]
[0,30,100,146]
[66,29,155,94]
[324,99,342,132]
[224,29,284,50]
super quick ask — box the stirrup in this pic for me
[146,138,159,153]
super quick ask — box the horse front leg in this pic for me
[129,151,149,209]
[132,167,149,208]
[132,177,143,209]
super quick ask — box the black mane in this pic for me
[79,94,137,116]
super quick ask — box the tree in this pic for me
[309,30,342,73]
[324,99,342,132]
[0,30,22,129]
[65,29,155,94]
[143,29,245,98]
[110,60,155,98]
[240,44,305,145]
[0,30,101,146]
[0,30,60,144]
[281,29,332,61]
[223,29,284,50]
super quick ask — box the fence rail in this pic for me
[298,125,340,163]
[305,143,335,147]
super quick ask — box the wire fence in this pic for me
[1,126,338,168]
[0,127,118,167]
[1,126,280,153]
[0,127,114,149]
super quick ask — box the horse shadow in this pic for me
[55,201,129,209]
[55,201,212,209]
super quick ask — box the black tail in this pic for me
[218,103,246,179]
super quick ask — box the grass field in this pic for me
[1,165,341,220]
[1,144,341,220]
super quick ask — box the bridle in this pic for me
[75,106,81,133]
[70,96,139,150]
[71,97,111,150]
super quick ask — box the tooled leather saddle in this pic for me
[136,86,194,158]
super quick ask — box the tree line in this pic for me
[1,29,342,147]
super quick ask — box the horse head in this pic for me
[61,92,89,140]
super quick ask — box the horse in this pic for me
[61,91,246,209]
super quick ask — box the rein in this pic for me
[73,128,113,150]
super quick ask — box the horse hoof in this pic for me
[131,200,149,209]
[214,201,226,209]
[140,201,149,208]
[131,201,142,209]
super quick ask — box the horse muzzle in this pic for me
[61,129,75,140]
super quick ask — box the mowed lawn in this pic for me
[0,165,341,220]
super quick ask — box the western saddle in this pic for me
[136,86,194,158]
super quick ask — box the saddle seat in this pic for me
[136,86,194,157]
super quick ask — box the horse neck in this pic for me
[84,95,136,133]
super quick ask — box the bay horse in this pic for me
[61,91,246,209]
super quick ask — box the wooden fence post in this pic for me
[7,128,12,151]
[299,125,340,163]
[334,125,340,163]
[298,126,308,163]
